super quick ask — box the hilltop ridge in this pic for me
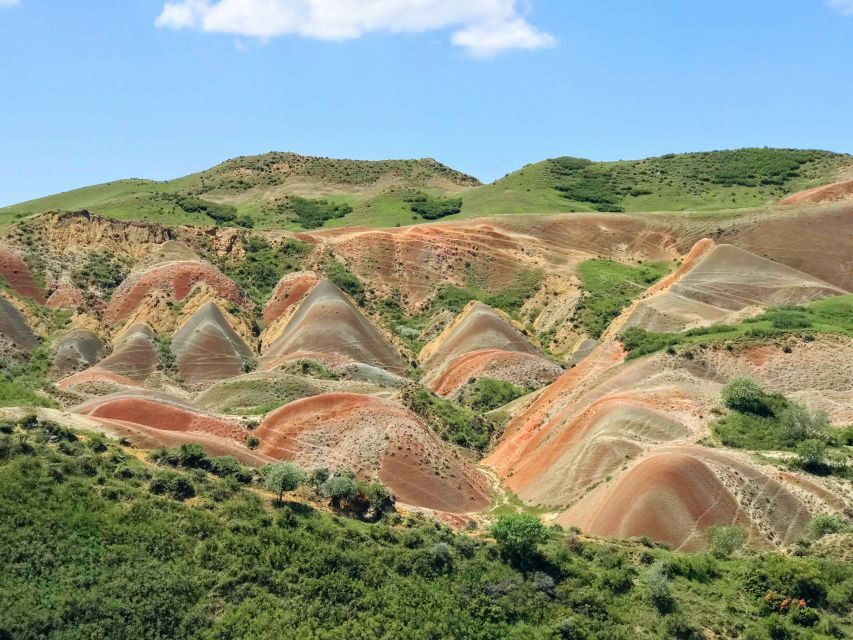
[3,147,852,230]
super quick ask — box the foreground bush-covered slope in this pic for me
[1,417,851,640]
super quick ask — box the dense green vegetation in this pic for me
[460,378,531,413]
[172,195,254,228]
[575,259,671,338]
[224,236,309,307]
[711,378,852,476]
[323,256,366,305]
[0,345,56,409]
[1,417,852,639]
[404,191,463,220]
[401,385,496,453]
[620,296,853,360]
[264,195,354,229]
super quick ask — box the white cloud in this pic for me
[155,0,555,58]
[828,0,853,15]
[0,0,20,7]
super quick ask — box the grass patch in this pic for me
[0,344,57,409]
[620,295,853,360]
[322,256,365,305]
[576,259,672,338]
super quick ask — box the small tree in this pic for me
[246,435,260,450]
[490,513,549,561]
[645,560,674,613]
[722,378,771,416]
[321,473,357,509]
[310,467,330,492]
[779,405,829,446]
[796,439,827,471]
[263,462,307,504]
[707,525,745,558]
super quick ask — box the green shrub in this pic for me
[796,439,827,470]
[722,378,773,416]
[404,191,462,220]
[72,250,129,300]
[323,257,365,304]
[460,378,529,412]
[401,386,494,452]
[262,462,307,503]
[644,560,674,613]
[707,525,745,558]
[320,472,358,509]
[808,514,852,539]
[225,236,308,306]
[268,195,353,229]
[490,513,549,561]
[149,471,196,501]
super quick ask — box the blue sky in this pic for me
[1,0,852,206]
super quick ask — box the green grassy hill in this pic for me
[3,148,851,230]
[0,152,480,229]
[459,148,853,217]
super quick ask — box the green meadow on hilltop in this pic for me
[3,148,851,230]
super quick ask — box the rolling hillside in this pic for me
[3,148,852,230]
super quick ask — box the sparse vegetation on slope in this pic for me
[710,378,852,477]
[1,417,852,640]
[224,236,309,306]
[620,295,853,360]
[576,259,671,339]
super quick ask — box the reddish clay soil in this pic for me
[262,271,320,324]
[261,280,407,376]
[0,244,44,303]
[559,445,815,551]
[171,303,255,386]
[781,180,853,205]
[674,205,853,291]
[428,349,562,397]
[88,416,271,467]
[46,282,86,309]
[255,392,489,513]
[75,392,246,441]
[304,215,678,309]
[103,261,249,324]
[421,302,538,373]
[558,453,753,552]
[58,369,141,392]
[0,297,38,354]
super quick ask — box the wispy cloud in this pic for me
[0,0,21,7]
[828,0,853,16]
[155,0,555,58]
